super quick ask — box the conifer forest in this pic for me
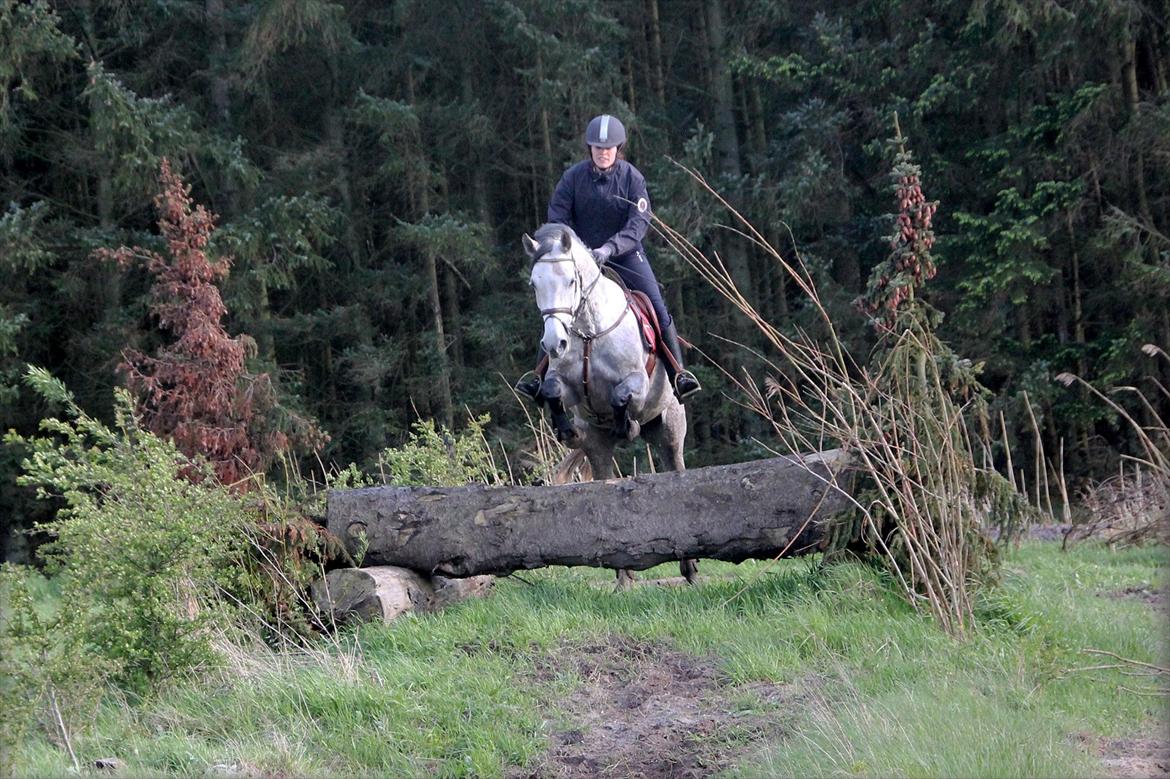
[2,0,1168,559]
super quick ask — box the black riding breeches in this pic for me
[608,248,672,330]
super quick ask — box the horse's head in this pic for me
[522,224,594,359]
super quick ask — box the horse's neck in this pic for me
[576,264,627,333]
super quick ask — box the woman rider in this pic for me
[516,114,701,402]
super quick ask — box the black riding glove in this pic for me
[591,243,615,266]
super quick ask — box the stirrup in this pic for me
[674,371,701,401]
[514,372,542,401]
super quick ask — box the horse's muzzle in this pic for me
[542,318,570,359]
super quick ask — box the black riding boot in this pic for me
[514,373,542,402]
[661,323,701,401]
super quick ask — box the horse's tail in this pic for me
[550,448,592,484]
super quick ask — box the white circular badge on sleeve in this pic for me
[636,197,649,213]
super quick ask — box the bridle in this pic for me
[531,242,632,409]
[531,247,628,342]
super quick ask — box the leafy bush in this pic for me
[376,414,506,487]
[5,367,253,693]
[0,566,115,775]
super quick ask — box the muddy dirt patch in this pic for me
[1100,584,1170,616]
[513,635,810,778]
[1076,731,1170,778]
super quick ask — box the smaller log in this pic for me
[311,566,495,625]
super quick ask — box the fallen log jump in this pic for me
[326,450,852,579]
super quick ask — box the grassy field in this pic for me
[10,540,1168,778]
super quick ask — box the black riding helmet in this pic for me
[585,114,626,149]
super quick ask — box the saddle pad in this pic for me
[627,290,660,352]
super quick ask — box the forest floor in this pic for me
[512,634,808,778]
[508,529,1170,779]
[10,536,1169,778]
[1092,577,1170,778]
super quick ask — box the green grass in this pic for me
[9,541,1167,778]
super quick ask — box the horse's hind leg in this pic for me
[647,402,699,584]
[581,432,636,590]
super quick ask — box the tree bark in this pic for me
[406,66,455,429]
[1122,37,1154,226]
[644,0,667,109]
[535,49,556,193]
[704,0,743,180]
[460,59,494,229]
[702,0,754,314]
[327,451,852,577]
[205,0,240,218]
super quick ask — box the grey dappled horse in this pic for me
[522,223,698,587]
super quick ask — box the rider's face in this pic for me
[590,145,617,170]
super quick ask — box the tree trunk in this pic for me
[460,59,494,229]
[535,49,556,193]
[406,67,455,429]
[444,257,465,374]
[81,27,121,318]
[625,47,637,114]
[704,0,742,180]
[1122,37,1154,226]
[424,247,455,430]
[702,0,753,305]
[644,0,667,108]
[205,0,239,218]
[327,451,852,577]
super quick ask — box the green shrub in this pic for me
[0,566,116,775]
[5,367,253,694]
[377,414,506,487]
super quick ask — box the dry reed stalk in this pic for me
[1057,347,1170,547]
[651,161,1013,637]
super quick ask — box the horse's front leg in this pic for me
[542,372,583,447]
[609,373,647,441]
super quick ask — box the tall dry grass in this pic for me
[653,162,1027,637]
[1058,344,1170,547]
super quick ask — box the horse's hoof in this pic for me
[615,570,636,590]
[680,559,699,584]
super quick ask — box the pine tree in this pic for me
[96,159,321,488]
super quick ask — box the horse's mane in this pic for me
[532,222,588,259]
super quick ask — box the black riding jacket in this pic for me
[545,157,671,329]
[546,159,651,258]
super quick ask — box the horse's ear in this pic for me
[522,233,539,258]
[559,229,572,253]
